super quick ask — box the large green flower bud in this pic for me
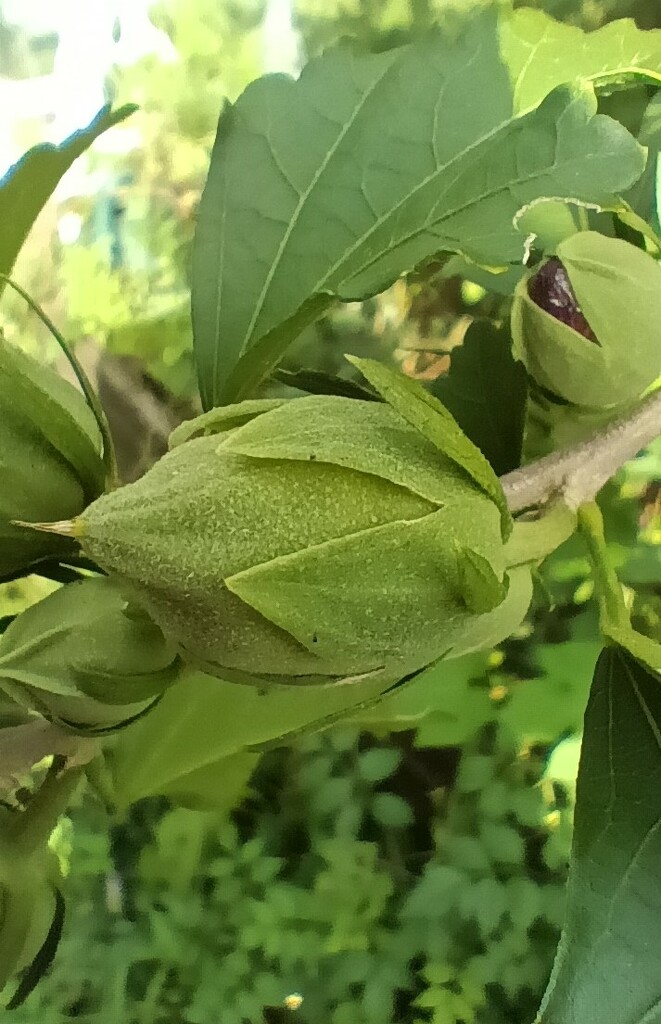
[72,396,532,688]
[512,231,661,408]
[0,577,182,733]
[0,336,105,580]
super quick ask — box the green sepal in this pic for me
[557,232,661,401]
[81,391,520,687]
[504,503,577,568]
[217,394,466,508]
[447,564,533,660]
[169,399,286,448]
[226,498,510,682]
[53,695,164,737]
[457,546,509,614]
[346,356,512,539]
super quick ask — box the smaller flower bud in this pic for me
[512,231,661,408]
[0,577,183,733]
[0,337,105,580]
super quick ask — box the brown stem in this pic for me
[500,389,661,512]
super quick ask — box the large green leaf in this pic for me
[500,9,661,115]
[110,670,390,808]
[537,646,661,1024]
[432,320,527,476]
[192,4,643,407]
[0,105,136,286]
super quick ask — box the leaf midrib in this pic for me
[235,54,513,360]
[239,90,631,361]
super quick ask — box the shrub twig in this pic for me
[500,389,661,512]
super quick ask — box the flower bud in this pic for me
[0,577,182,733]
[0,819,62,996]
[512,231,661,408]
[72,396,532,688]
[0,336,105,580]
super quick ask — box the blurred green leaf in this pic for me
[432,321,527,475]
[456,754,495,794]
[619,91,661,228]
[0,105,136,286]
[371,793,413,828]
[501,639,600,744]
[443,254,525,295]
[480,822,525,866]
[460,878,508,938]
[402,864,466,918]
[356,747,401,782]
[506,877,543,931]
[537,647,661,1024]
[353,651,492,745]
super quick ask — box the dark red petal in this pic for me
[527,257,598,343]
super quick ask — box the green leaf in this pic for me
[371,793,413,828]
[272,367,380,402]
[356,747,401,783]
[432,321,527,475]
[458,547,509,614]
[460,878,508,938]
[500,8,661,114]
[500,639,601,745]
[110,670,390,808]
[168,399,286,448]
[480,821,525,866]
[619,92,661,230]
[537,647,661,1024]
[347,355,512,538]
[192,4,643,408]
[0,105,136,285]
[353,651,492,745]
[156,751,260,811]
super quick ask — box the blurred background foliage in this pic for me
[0,0,660,1020]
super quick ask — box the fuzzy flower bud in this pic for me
[72,395,532,688]
[0,577,182,733]
[512,231,661,408]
